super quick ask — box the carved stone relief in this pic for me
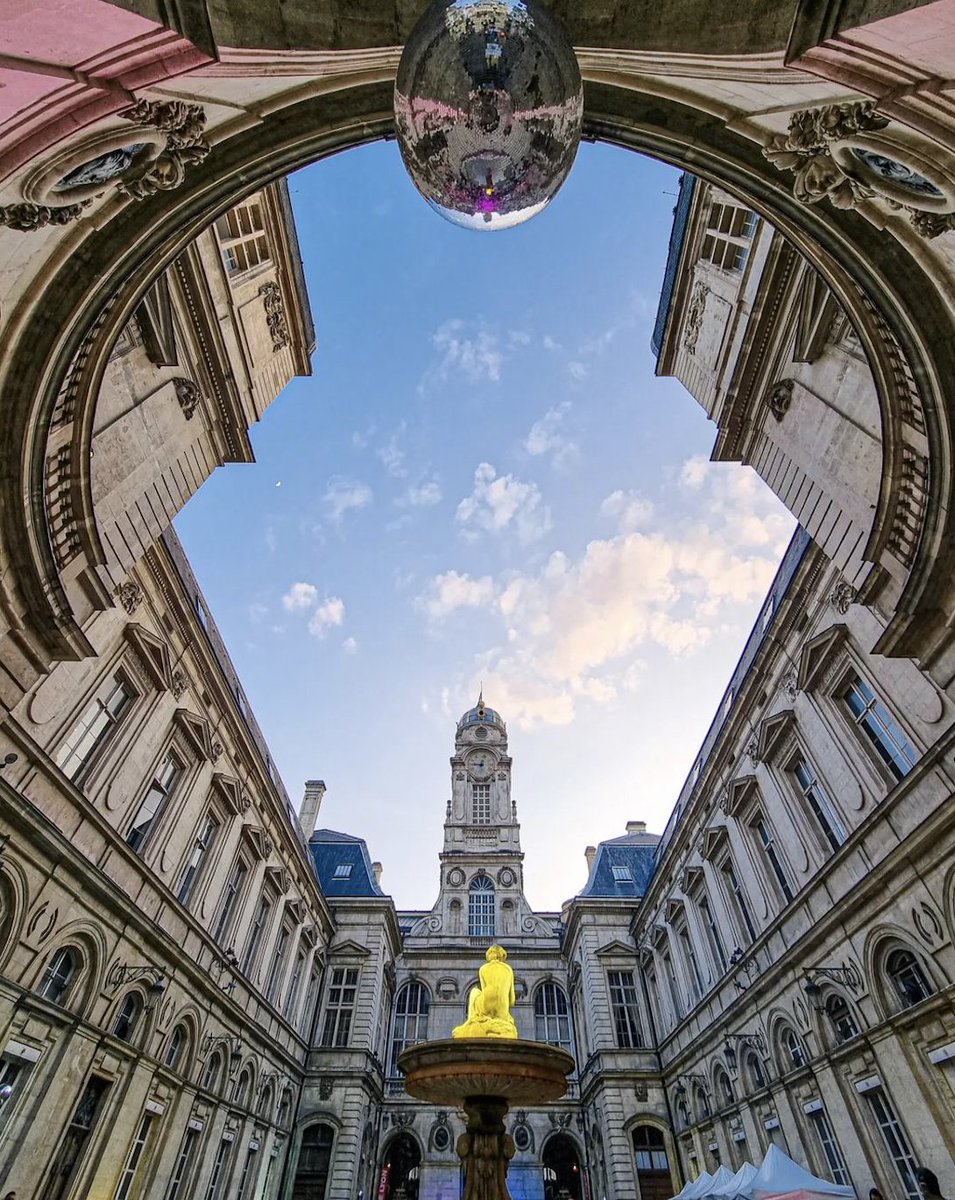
[174,377,201,420]
[0,200,90,232]
[683,280,708,356]
[259,282,291,351]
[828,580,855,615]
[116,100,211,201]
[118,581,143,614]
[767,378,794,422]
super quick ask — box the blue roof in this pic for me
[457,697,505,731]
[651,173,697,359]
[578,836,659,898]
[309,829,387,898]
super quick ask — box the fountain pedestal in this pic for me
[398,1039,574,1200]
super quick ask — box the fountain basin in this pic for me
[398,1038,574,1106]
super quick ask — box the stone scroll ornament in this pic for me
[116,99,211,201]
[0,200,91,231]
[763,101,955,237]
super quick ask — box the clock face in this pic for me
[467,752,492,780]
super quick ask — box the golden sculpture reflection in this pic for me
[453,945,518,1039]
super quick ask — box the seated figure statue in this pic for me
[452,945,518,1039]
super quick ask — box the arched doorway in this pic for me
[380,1132,421,1200]
[542,1133,582,1200]
[292,1123,335,1200]
[632,1125,673,1200]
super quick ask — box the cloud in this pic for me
[423,463,795,729]
[567,361,587,381]
[422,319,505,390]
[525,403,579,470]
[402,481,443,507]
[456,463,552,544]
[600,489,654,533]
[342,636,358,654]
[308,597,345,637]
[680,455,710,489]
[282,582,318,612]
[323,477,373,523]
[377,433,407,478]
[418,570,495,620]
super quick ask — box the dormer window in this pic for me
[333,864,352,879]
[611,865,633,882]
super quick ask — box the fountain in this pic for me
[398,946,574,1200]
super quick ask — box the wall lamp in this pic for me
[106,962,166,995]
[722,1032,766,1069]
[804,962,862,993]
[201,1034,243,1070]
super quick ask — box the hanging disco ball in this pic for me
[394,0,584,231]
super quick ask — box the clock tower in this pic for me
[404,695,551,946]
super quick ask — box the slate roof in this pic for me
[309,829,387,898]
[578,831,660,898]
[651,172,697,358]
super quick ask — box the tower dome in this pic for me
[457,692,505,731]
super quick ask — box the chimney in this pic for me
[625,820,646,835]
[299,779,326,838]
[584,845,597,872]
[372,861,383,885]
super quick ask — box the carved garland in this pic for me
[259,282,291,351]
[763,101,955,237]
[683,280,708,356]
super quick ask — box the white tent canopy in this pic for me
[751,1146,855,1200]
[703,1166,739,1199]
[707,1163,758,1200]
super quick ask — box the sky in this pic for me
[174,139,795,914]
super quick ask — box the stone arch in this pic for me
[380,1130,422,1200]
[541,1131,584,1200]
[710,1059,736,1110]
[767,1010,807,1074]
[628,1118,680,1200]
[162,1009,200,1076]
[805,981,864,1051]
[0,860,29,974]
[1,51,955,688]
[292,1120,336,1200]
[31,922,106,1017]
[865,925,943,1018]
[107,986,149,1045]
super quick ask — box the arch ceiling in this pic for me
[2,0,955,691]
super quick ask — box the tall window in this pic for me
[236,1146,259,1200]
[790,753,846,852]
[534,983,572,1052]
[865,1089,919,1200]
[321,968,359,1048]
[744,1050,765,1091]
[808,1106,851,1186]
[607,970,642,1048]
[285,949,307,1021]
[126,753,182,852]
[678,927,704,1001]
[38,947,77,1005]
[204,1137,233,1200]
[214,859,248,943]
[468,876,495,938]
[885,948,933,1008]
[698,894,727,971]
[662,951,684,1022]
[753,816,794,903]
[40,1076,109,1200]
[113,1111,154,1200]
[215,201,270,277]
[700,202,757,271]
[781,1027,806,1069]
[164,1024,187,1070]
[55,674,133,781]
[202,1051,224,1093]
[242,893,272,974]
[391,982,431,1072]
[177,812,221,904]
[826,995,859,1043]
[293,1125,334,1200]
[166,1126,200,1200]
[842,675,917,779]
[471,783,491,824]
[112,993,143,1042]
[266,923,292,1003]
[720,857,756,944]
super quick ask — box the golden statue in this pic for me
[453,945,518,1039]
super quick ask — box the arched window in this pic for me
[743,1050,765,1091]
[233,1067,252,1107]
[38,946,77,1005]
[257,1083,274,1121]
[534,983,572,1052]
[391,982,431,1073]
[693,1084,710,1121]
[714,1067,735,1107]
[112,992,144,1042]
[886,948,933,1008]
[542,1133,582,1200]
[780,1026,806,1069]
[293,1123,334,1200]
[633,1124,671,1200]
[468,876,495,938]
[825,994,859,1043]
[278,1087,294,1128]
[164,1023,188,1069]
[202,1050,224,1092]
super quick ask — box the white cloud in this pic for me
[282,582,318,612]
[323,477,373,523]
[308,597,345,637]
[456,463,552,544]
[342,636,358,654]
[680,455,710,489]
[423,319,505,389]
[403,481,442,507]
[525,403,579,470]
[377,434,407,478]
[567,361,587,381]
[418,570,495,620]
[600,489,654,533]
